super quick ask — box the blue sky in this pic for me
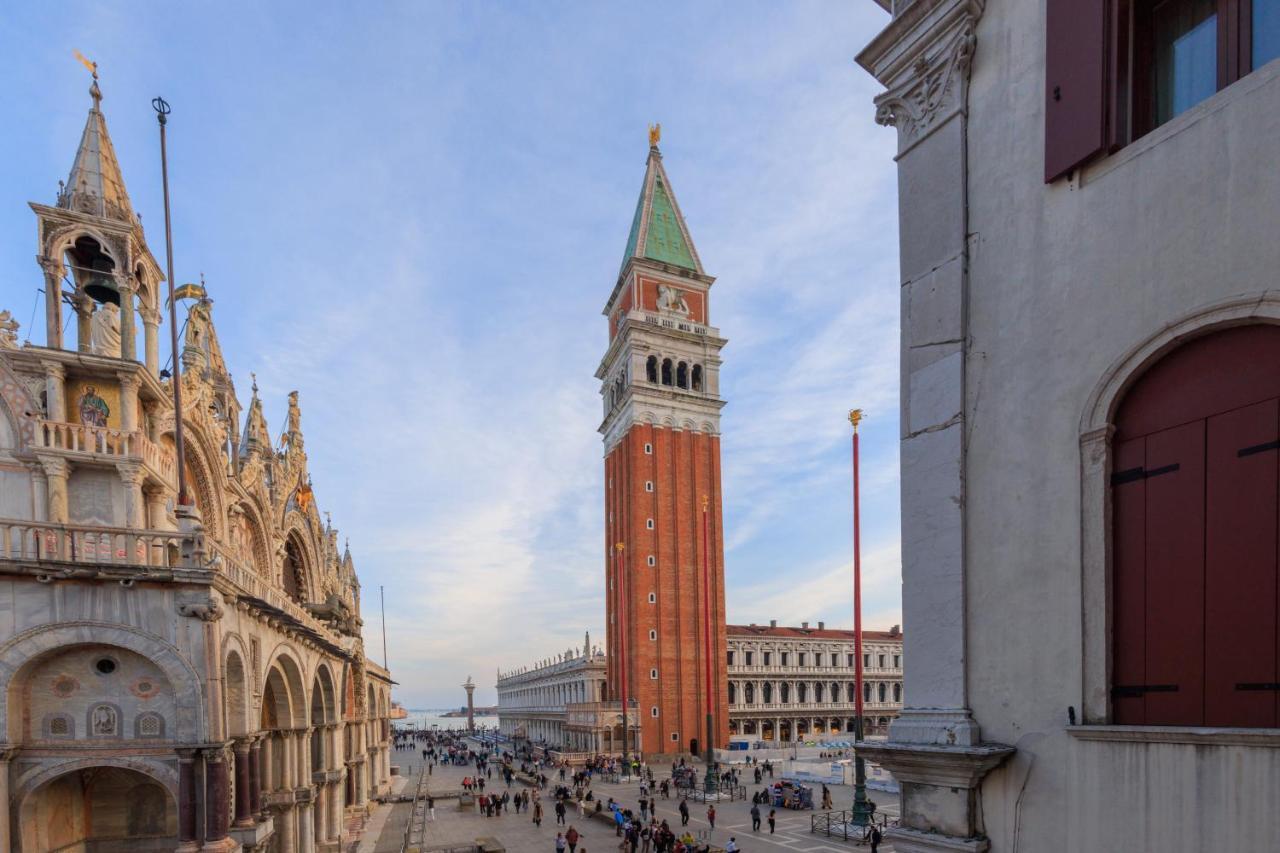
[0,2,899,707]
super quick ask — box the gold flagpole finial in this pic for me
[648,123,661,148]
[615,542,625,552]
[702,494,709,511]
[73,50,98,80]
[848,409,864,432]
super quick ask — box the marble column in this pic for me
[233,739,254,827]
[39,257,63,350]
[298,801,315,851]
[73,291,93,353]
[329,772,344,840]
[250,737,263,818]
[117,462,145,530]
[283,731,296,789]
[118,373,139,433]
[315,781,328,844]
[38,456,69,526]
[118,279,136,361]
[204,745,231,844]
[141,306,161,377]
[177,748,199,849]
[277,805,297,853]
[0,747,16,853]
[42,361,65,422]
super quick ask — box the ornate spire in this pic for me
[620,128,703,276]
[58,66,135,224]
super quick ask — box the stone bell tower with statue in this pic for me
[598,126,730,759]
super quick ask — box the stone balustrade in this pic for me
[36,418,177,482]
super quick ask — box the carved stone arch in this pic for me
[229,497,271,576]
[223,635,251,737]
[13,754,179,820]
[265,645,308,728]
[0,359,39,447]
[661,416,676,428]
[0,622,205,742]
[313,662,338,725]
[679,418,695,431]
[43,224,121,271]
[281,521,316,603]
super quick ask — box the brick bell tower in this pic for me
[598,127,729,758]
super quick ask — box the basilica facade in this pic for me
[0,77,391,851]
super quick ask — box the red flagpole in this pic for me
[853,419,864,730]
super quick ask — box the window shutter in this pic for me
[1044,0,1110,182]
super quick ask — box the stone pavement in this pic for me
[365,745,895,853]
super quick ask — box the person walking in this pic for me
[750,803,761,832]
[567,826,580,853]
[557,799,568,825]
[870,825,882,853]
[678,799,689,827]
[556,833,567,853]
[428,795,436,821]
[821,785,832,811]
[534,801,544,827]
[706,805,716,831]
[767,809,776,834]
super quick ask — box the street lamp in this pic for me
[849,409,873,826]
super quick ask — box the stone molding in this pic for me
[857,0,984,157]
[1066,725,1280,748]
[854,740,1013,789]
[886,826,992,853]
[1077,293,1280,721]
[889,707,981,747]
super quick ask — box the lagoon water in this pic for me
[396,709,500,731]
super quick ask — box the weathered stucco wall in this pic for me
[958,0,1280,848]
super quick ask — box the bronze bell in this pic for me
[83,273,120,306]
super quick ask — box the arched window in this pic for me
[848,682,857,702]
[744,682,755,704]
[763,682,772,703]
[863,682,871,702]
[1112,324,1280,728]
[676,362,688,389]
[283,537,306,604]
[692,364,703,391]
[728,682,737,704]
[814,682,824,702]
[831,682,840,702]
[797,683,807,703]
[780,682,790,703]
[893,683,901,703]
[661,359,673,386]
[878,683,887,702]
[646,356,658,383]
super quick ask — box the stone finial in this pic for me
[0,310,18,348]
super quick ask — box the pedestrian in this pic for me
[534,801,544,827]
[725,839,738,853]
[567,826,580,853]
[429,795,436,821]
[678,799,689,827]
[557,833,567,853]
[750,803,760,832]
[767,809,776,834]
[821,785,832,811]
[557,800,568,825]
[870,825,882,853]
[706,805,715,830]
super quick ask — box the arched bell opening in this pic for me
[63,235,125,357]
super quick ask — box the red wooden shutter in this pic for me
[1045,0,1110,182]
[1143,421,1205,726]
[1112,437,1148,724]
[1205,400,1279,727]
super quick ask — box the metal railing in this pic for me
[810,810,894,844]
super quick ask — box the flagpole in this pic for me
[850,409,872,826]
[152,96,188,506]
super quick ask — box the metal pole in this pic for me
[850,409,872,826]
[152,97,188,505]
[615,542,629,776]
[381,585,388,670]
[701,495,717,793]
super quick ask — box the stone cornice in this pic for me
[854,740,1013,788]
[856,0,984,157]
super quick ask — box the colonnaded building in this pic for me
[858,0,1280,851]
[496,623,904,755]
[726,622,902,741]
[0,77,392,852]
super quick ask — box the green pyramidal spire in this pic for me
[620,133,703,276]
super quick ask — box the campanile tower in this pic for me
[599,129,729,758]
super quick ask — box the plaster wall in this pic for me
[950,1,1280,849]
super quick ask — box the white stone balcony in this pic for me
[36,418,177,483]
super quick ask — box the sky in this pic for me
[0,2,899,707]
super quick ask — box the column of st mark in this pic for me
[599,128,730,758]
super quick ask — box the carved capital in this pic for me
[859,0,984,156]
[36,454,68,479]
[177,590,225,622]
[117,372,140,392]
[116,461,144,485]
[139,306,162,326]
[40,360,66,380]
[37,255,64,279]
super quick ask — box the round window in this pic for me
[95,658,117,675]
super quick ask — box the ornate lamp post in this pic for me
[850,409,873,826]
[701,495,718,795]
